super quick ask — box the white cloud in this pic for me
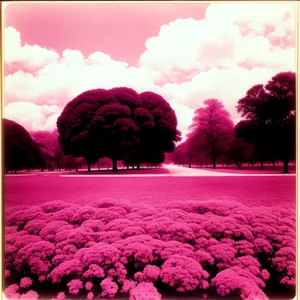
[4,102,60,131]
[3,1,295,140]
[4,27,59,70]
[139,3,295,84]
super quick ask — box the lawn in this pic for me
[4,171,296,300]
[4,172,296,208]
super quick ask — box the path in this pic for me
[163,164,296,177]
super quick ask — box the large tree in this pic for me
[187,99,234,169]
[57,87,180,172]
[4,119,45,173]
[236,72,295,173]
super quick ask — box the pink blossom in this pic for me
[20,277,33,288]
[121,279,137,293]
[67,279,83,295]
[208,241,237,263]
[164,222,196,243]
[51,206,80,222]
[85,281,93,291]
[83,264,105,279]
[134,265,161,282]
[160,254,209,292]
[129,282,161,300]
[5,284,20,299]
[6,207,46,230]
[70,206,97,225]
[49,259,83,283]
[5,269,11,278]
[24,219,47,235]
[95,230,122,243]
[39,221,72,242]
[56,292,66,300]
[81,219,104,232]
[74,242,120,269]
[211,268,268,300]
[19,290,39,299]
[87,292,94,299]
[41,201,69,213]
[121,226,146,238]
[4,199,295,298]
[100,278,118,298]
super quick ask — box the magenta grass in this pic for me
[5,174,296,208]
[4,173,296,299]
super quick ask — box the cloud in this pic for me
[139,3,295,84]
[4,27,59,71]
[3,2,295,139]
[160,66,293,126]
[4,102,60,132]
[205,3,295,43]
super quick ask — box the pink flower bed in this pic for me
[5,199,295,299]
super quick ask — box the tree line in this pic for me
[170,72,295,173]
[3,72,295,174]
[4,87,180,173]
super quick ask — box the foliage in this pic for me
[186,99,234,168]
[57,88,180,172]
[4,119,45,173]
[5,199,295,299]
[236,72,295,173]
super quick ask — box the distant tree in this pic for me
[57,87,180,172]
[31,130,65,171]
[237,72,295,173]
[170,143,188,166]
[187,99,234,169]
[4,119,45,173]
[235,120,268,170]
[228,137,255,169]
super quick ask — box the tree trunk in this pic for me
[137,162,140,170]
[272,161,276,170]
[212,155,217,169]
[260,161,264,170]
[57,159,61,171]
[188,158,192,168]
[112,159,118,172]
[237,162,241,169]
[283,159,289,173]
[127,165,129,170]
[87,162,91,172]
[14,169,17,174]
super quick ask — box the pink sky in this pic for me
[3,2,296,139]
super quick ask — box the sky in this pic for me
[3,2,296,139]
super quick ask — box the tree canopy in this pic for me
[236,71,295,173]
[30,129,64,170]
[186,99,234,168]
[57,87,180,171]
[4,118,45,173]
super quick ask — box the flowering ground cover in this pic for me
[4,173,296,299]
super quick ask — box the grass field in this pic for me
[4,172,296,208]
[4,167,296,300]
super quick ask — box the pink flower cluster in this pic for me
[5,199,295,299]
